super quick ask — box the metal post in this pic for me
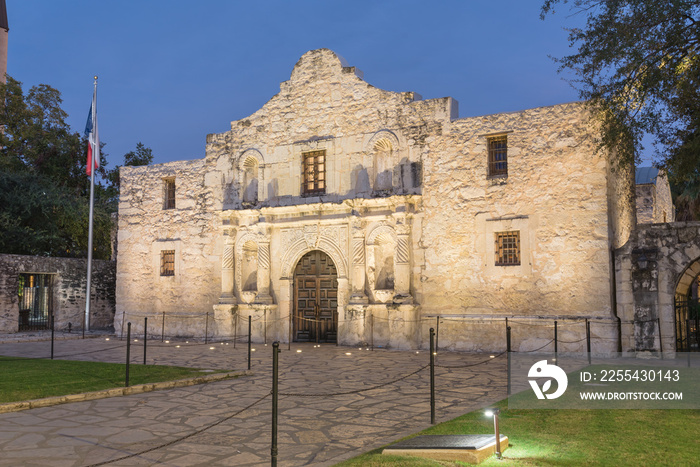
[271,342,280,467]
[161,311,165,342]
[493,409,502,459]
[120,310,125,340]
[430,327,435,425]
[68,322,72,334]
[143,317,148,365]
[657,317,663,355]
[50,314,55,360]
[586,319,591,365]
[435,316,439,354]
[205,312,209,345]
[264,309,267,345]
[687,319,692,353]
[248,315,252,371]
[370,314,374,351]
[125,322,131,387]
[288,313,292,351]
[506,325,512,395]
[234,312,238,349]
[554,320,558,363]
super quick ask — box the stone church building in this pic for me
[116,49,641,351]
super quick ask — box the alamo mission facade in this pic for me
[116,49,659,352]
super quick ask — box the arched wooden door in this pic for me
[293,250,338,343]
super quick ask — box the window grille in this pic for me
[302,150,326,195]
[160,250,175,276]
[495,231,520,266]
[163,178,176,209]
[488,135,508,177]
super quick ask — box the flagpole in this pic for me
[84,76,98,334]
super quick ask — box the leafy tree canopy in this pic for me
[541,1,700,174]
[0,76,152,258]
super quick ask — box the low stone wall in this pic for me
[0,254,116,333]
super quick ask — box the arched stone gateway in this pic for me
[616,222,700,353]
[293,250,338,342]
[674,258,700,351]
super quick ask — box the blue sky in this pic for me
[6,0,603,168]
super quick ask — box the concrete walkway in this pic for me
[0,334,507,466]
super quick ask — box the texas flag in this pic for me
[84,87,99,176]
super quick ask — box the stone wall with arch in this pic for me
[615,222,700,354]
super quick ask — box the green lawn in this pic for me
[335,400,700,466]
[0,356,229,403]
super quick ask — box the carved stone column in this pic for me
[255,240,274,304]
[219,241,236,304]
[394,233,412,303]
[350,236,369,304]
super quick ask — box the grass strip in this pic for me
[0,356,228,403]
[335,400,700,466]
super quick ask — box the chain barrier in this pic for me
[279,364,429,397]
[86,391,271,467]
[518,339,555,353]
[434,350,506,369]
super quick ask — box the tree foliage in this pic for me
[0,76,114,258]
[541,1,700,173]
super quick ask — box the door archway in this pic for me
[293,250,338,343]
[674,258,700,351]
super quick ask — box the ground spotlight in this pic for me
[485,408,502,459]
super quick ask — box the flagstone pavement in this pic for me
[0,333,507,466]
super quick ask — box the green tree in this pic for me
[542,0,700,219]
[0,76,114,258]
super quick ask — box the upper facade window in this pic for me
[302,150,326,195]
[487,135,508,177]
[163,178,176,209]
[495,231,520,266]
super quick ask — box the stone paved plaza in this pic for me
[0,334,507,466]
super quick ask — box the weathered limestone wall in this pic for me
[636,184,656,224]
[115,159,223,337]
[116,49,630,351]
[204,49,454,211]
[616,222,700,354]
[0,254,115,332]
[422,105,614,314]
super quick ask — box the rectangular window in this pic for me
[160,250,175,276]
[302,150,326,195]
[488,135,508,177]
[495,231,520,266]
[163,178,176,209]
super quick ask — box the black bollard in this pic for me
[586,319,591,365]
[248,315,252,371]
[435,316,439,354]
[161,311,165,342]
[205,312,209,345]
[143,317,148,365]
[506,325,512,395]
[554,320,558,364]
[271,342,280,467]
[50,314,55,360]
[430,327,435,425]
[125,322,131,387]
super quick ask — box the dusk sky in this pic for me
[6,0,634,170]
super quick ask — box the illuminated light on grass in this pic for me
[209,347,215,350]
[175,345,180,348]
[297,349,302,353]
[345,352,352,356]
